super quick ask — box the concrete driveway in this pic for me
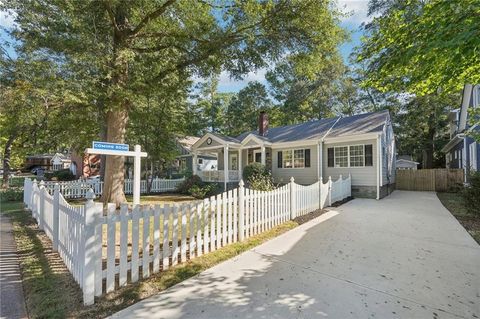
[111,191,480,319]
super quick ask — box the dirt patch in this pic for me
[293,209,327,225]
[331,196,354,207]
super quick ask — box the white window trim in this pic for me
[280,148,306,169]
[333,144,368,168]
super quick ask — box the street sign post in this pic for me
[86,142,147,206]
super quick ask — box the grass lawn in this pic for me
[437,192,480,244]
[0,198,305,318]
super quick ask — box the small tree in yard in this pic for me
[463,172,480,215]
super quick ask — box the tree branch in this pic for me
[130,0,177,37]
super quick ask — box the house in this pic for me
[171,136,217,176]
[25,152,72,173]
[442,84,480,181]
[192,110,396,199]
[396,155,419,170]
[50,153,72,171]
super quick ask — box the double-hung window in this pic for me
[349,145,364,167]
[328,144,373,168]
[334,147,348,167]
[278,149,310,168]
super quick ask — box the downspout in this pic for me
[319,117,342,181]
[377,134,381,200]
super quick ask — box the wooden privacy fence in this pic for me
[42,177,185,199]
[396,169,464,192]
[23,175,351,305]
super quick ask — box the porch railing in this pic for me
[197,170,240,182]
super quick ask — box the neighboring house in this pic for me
[192,110,396,199]
[50,153,72,171]
[172,136,217,175]
[442,84,480,181]
[25,153,72,172]
[396,155,419,170]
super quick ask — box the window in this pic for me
[294,149,305,167]
[197,158,204,165]
[283,150,293,168]
[327,144,373,168]
[334,147,348,167]
[279,149,310,168]
[349,145,364,167]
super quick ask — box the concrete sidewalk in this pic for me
[111,191,480,319]
[0,214,28,319]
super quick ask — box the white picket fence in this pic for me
[23,174,351,305]
[42,177,185,199]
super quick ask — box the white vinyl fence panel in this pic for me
[43,177,185,199]
[22,174,351,306]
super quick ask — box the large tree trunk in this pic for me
[101,109,129,205]
[2,134,16,188]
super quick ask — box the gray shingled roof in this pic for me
[235,110,389,143]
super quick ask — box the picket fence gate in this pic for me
[23,174,351,305]
[42,177,185,199]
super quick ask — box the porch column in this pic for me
[261,145,266,166]
[192,151,198,175]
[238,149,243,180]
[224,145,229,191]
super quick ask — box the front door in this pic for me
[229,153,238,170]
[254,150,262,163]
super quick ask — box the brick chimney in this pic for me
[258,111,268,136]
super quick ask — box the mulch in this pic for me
[292,197,354,225]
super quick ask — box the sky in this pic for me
[0,1,371,93]
[216,0,371,92]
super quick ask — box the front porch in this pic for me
[192,133,272,189]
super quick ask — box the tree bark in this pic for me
[101,109,129,205]
[2,133,16,188]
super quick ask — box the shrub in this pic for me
[46,169,75,181]
[176,175,203,194]
[242,163,268,181]
[188,184,219,199]
[247,171,276,191]
[0,187,23,201]
[243,163,275,191]
[463,171,480,215]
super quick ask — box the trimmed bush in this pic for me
[243,163,275,191]
[242,163,268,181]
[176,175,220,199]
[46,169,76,181]
[0,187,23,201]
[463,171,480,215]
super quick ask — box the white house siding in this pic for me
[271,144,319,185]
[322,139,378,186]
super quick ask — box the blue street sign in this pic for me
[92,141,129,152]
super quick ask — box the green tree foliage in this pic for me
[358,0,480,95]
[225,81,274,136]
[3,0,346,204]
[394,93,459,168]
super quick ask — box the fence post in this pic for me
[318,178,322,210]
[238,180,245,241]
[328,176,332,207]
[52,183,60,252]
[83,189,102,306]
[289,177,295,220]
[31,179,38,214]
[348,173,352,197]
[39,180,45,230]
